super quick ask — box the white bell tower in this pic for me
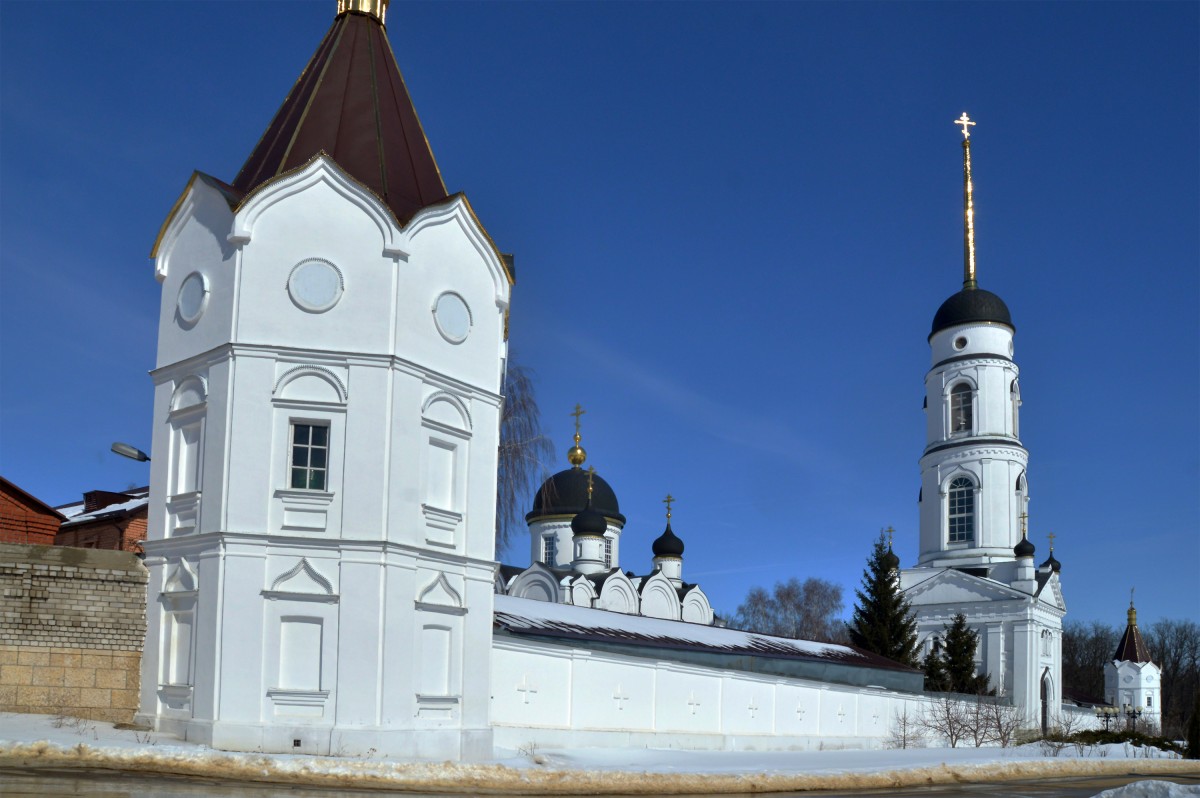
[917,113,1028,569]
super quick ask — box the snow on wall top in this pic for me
[494,594,910,671]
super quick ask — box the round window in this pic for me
[177,272,208,325]
[287,259,343,313]
[433,292,472,343]
[953,336,968,351]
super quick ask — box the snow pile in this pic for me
[2,712,1197,794]
[1093,780,1200,798]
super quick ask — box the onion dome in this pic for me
[652,523,685,558]
[930,287,1013,339]
[1040,551,1061,572]
[570,494,608,539]
[883,547,901,570]
[527,406,625,525]
[1014,533,1036,559]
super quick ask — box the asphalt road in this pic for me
[1,767,1199,798]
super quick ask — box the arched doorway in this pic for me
[1040,669,1052,735]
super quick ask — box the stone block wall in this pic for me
[0,542,148,723]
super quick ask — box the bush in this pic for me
[1052,728,1184,757]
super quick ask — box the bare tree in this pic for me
[918,696,969,748]
[729,577,846,643]
[495,362,555,554]
[978,694,1024,748]
[1145,619,1200,738]
[1061,619,1119,700]
[886,705,924,749]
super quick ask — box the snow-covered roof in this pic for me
[493,594,914,674]
[57,492,149,527]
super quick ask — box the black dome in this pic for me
[527,467,625,525]
[930,287,1013,339]
[1040,552,1061,573]
[883,548,901,570]
[652,523,685,557]
[570,498,608,538]
[1014,536,1036,559]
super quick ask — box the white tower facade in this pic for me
[136,4,510,760]
[1104,601,1162,728]
[901,115,1064,732]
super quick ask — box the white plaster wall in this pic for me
[491,637,1025,752]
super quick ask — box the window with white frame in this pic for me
[604,536,613,567]
[290,422,329,490]
[950,383,973,434]
[542,535,557,566]
[1147,695,1153,708]
[948,476,975,543]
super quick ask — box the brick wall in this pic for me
[0,488,61,545]
[0,542,148,723]
[55,514,148,554]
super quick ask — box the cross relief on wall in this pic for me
[687,692,701,715]
[747,698,759,719]
[612,684,630,711]
[795,704,806,720]
[516,675,538,705]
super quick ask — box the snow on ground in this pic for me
[1,712,1197,794]
[1093,781,1200,798]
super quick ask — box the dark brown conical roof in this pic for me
[1112,602,1153,663]
[232,7,448,224]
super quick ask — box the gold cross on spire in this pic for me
[571,403,586,437]
[1047,531,1056,551]
[955,112,976,140]
[663,494,675,520]
[1019,512,1029,538]
[586,465,595,497]
[567,404,588,467]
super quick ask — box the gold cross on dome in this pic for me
[955,112,976,139]
[586,465,596,496]
[571,403,586,436]
[1019,512,1029,537]
[1047,531,1056,550]
[663,494,675,520]
[885,526,895,549]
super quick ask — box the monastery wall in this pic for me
[494,636,923,751]
[0,543,147,723]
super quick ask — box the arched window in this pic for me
[950,383,973,434]
[948,476,975,543]
[1010,379,1021,437]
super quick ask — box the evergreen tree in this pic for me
[847,531,919,666]
[922,637,950,692]
[940,613,989,694]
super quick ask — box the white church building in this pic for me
[137,0,1074,758]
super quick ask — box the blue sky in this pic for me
[1,1,1196,627]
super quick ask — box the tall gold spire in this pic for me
[955,112,978,290]
[567,404,587,467]
[337,0,388,24]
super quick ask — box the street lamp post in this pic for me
[1094,705,1119,732]
[1122,703,1143,732]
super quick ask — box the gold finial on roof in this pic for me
[337,0,388,24]
[663,494,675,521]
[1128,587,1138,626]
[955,112,978,290]
[567,404,587,467]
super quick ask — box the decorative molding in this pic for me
[270,558,334,595]
[416,572,464,612]
[421,390,472,430]
[273,365,348,403]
